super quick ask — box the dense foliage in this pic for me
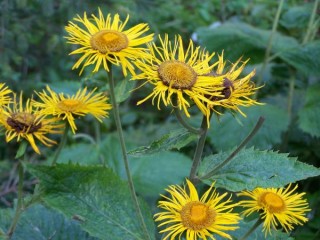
[0,0,319,239]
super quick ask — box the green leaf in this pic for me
[196,22,299,63]
[280,4,312,29]
[115,77,136,103]
[278,41,320,75]
[0,208,11,237]
[198,148,320,191]
[26,164,155,240]
[298,84,320,137]
[102,134,192,198]
[130,152,192,197]
[128,128,198,155]
[48,142,102,165]
[15,141,28,159]
[208,105,289,151]
[9,204,96,240]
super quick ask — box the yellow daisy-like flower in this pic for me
[65,8,154,76]
[132,34,225,121]
[0,93,64,154]
[154,179,240,240]
[238,184,310,236]
[207,52,261,116]
[0,83,12,106]
[34,86,112,134]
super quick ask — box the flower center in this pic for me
[221,78,234,99]
[210,78,234,101]
[7,112,41,134]
[90,30,129,53]
[57,99,82,112]
[158,60,197,89]
[259,192,286,213]
[180,201,216,230]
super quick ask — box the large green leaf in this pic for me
[298,84,320,138]
[10,204,96,240]
[47,130,192,199]
[130,152,192,197]
[0,208,11,238]
[280,4,312,29]
[198,148,320,191]
[128,128,198,156]
[278,41,320,75]
[26,164,155,240]
[102,134,192,198]
[196,22,299,63]
[208,105,289,151]
[49,142,102,165]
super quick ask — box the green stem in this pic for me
[189,115,209,184]
[255,0,285,96]
[280,70,296,152]
[51,124,69,166]
[240,218,263,240]
[7,162,24,238]
[287,73,295,120]
[174,107,202,134]
[200,117,265,180]
[303,0,319,44]
[107,64,150,240]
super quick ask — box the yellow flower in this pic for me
[0,83,12,106]
[65,8,154,76]
[132,35,225,121]
[0,93,64,154]
[207,52,261,116]
[238,184,310,236]
[154,179,240,240]
[34,86,112,134]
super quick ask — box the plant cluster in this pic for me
[0,1,319,240]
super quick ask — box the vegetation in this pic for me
[0,0,319,239]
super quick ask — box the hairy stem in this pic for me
[174,107,202,134]
[189,115,209,184]
[303,0,319,44]
[51,124,69,166]
[7,162,24,238]
[107,64,150,240]
[200,117,265,180]
[255,0,285,95]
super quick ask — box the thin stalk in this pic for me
[280,70,296,152]
[189,115,210,184]
[94,121,106,166]
[255,0,285,96]
[303,0,319,44]
[239,218,263,240]
[51,124,69,166]
[174,107,202,134]
[200,117,265,180]
[107,64,150,240]
[7,162,24,238]
[287,74,295,120]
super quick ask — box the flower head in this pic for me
[238,184,310,236]
[0,83,12,106]
[65,8,154,76]
[0,93,64,154]
[34,86,112,134]
[207,52,261,116]
[133,35,225,121]
[154,179,240,240]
